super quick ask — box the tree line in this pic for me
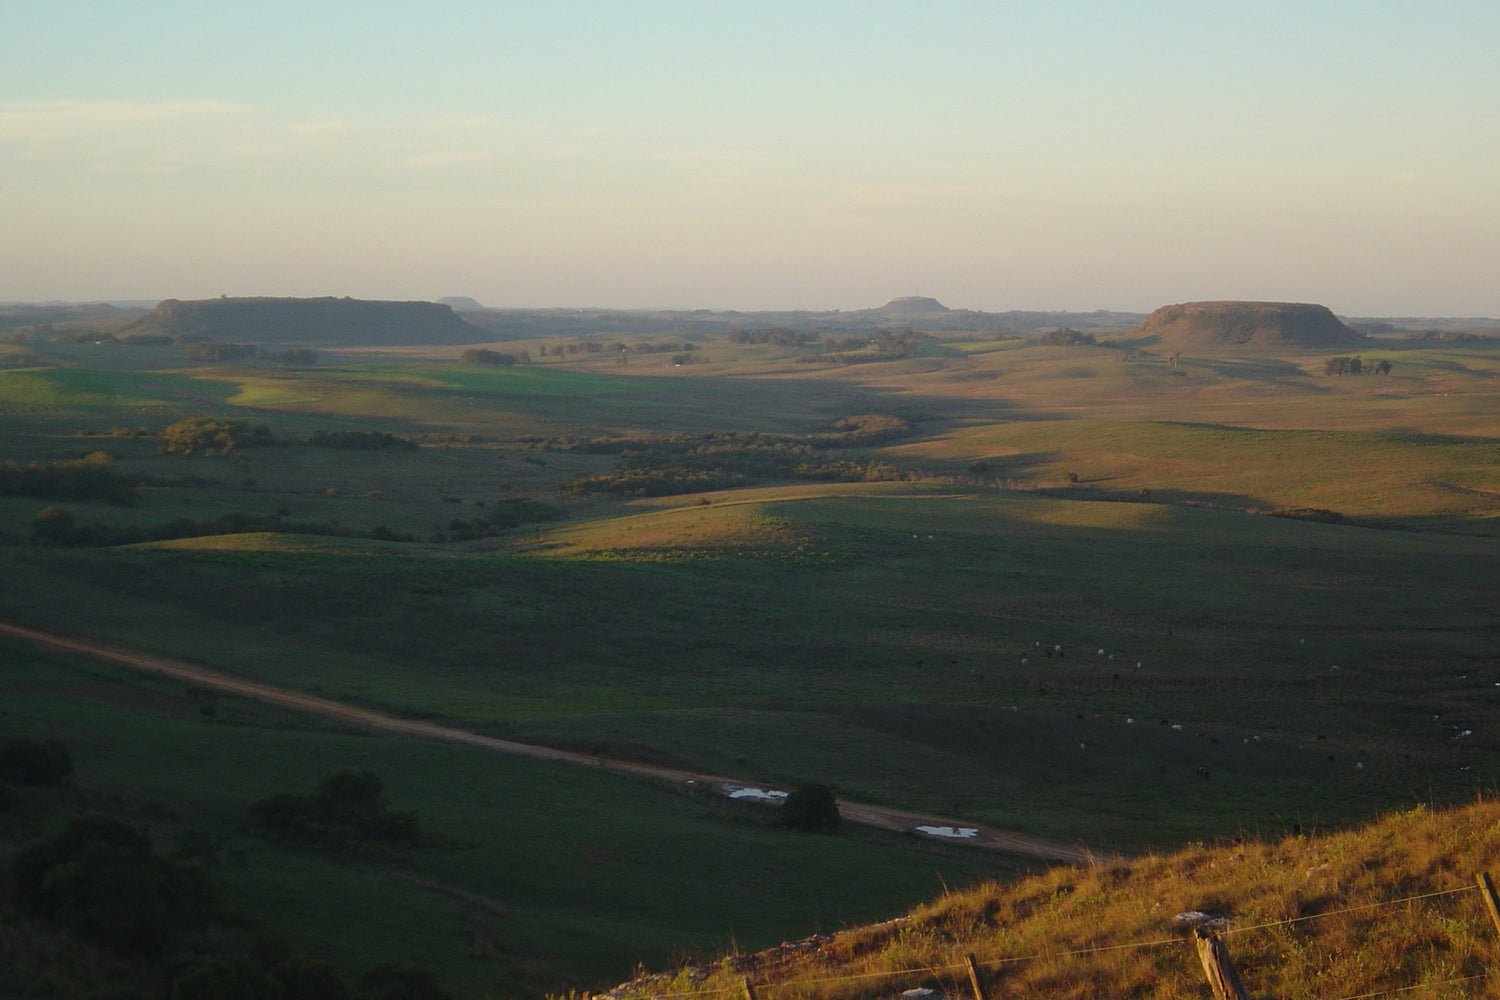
[40,329,322,365]
[795,328,929,363]
[459,348,532,365]
[1324,356,1392,376]
[537,340,699,356]
[0,451,134,505]
[543,417,917,498]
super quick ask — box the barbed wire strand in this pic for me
[975,934,1186,970]
[1327,972,1486,1000]
[1225,884,1478,936]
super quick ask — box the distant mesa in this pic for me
[1134,301,1361,347]
[125,296,484,346]
[437,296,486,312]
[878,296,950,314]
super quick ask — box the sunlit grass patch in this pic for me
[129,531,397,554]
[527,501,826,562]
[0,367,235,407]
[899,419,1500,519]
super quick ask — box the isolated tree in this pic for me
[317,769,386,829]
[776,783,841,834]
[249,769,419,849]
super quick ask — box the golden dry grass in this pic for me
[611,800,1500,1000]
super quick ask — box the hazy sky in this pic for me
[3,1,1496,315]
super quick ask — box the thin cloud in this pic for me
[288,119,354,137]
[0,100,249,139]
[402,150,499,169]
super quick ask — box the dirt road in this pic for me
[0,620,1104,865]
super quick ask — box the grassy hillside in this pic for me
[608,798,1500,1000]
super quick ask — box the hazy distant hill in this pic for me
[124,297,484,346]
[1134,301,1362,347]
[460,300,1147,339]
[871,295,950,315]
[0,302,150,332]
[437,296,487,312]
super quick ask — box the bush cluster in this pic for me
[247,770,420,852]
[0,451,134,505]
[1324,355,1391,376]
[160,418,275,456]
[184,340,258,362]
[726,328,819,346]
[1037,327,1098,346]
[10,817,230,957]
[306,430,418,451]
[429,497,556,541]
[549,418,916,497]
[803,327,928,362]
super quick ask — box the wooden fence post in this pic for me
[1193,927,1249,1000]
[1477,872,1500,937]
[741,976,759,1000]
[965,953,990,1000]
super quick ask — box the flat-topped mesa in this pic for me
[1134,301,1361,347]
[878,296,950,314]
[125,296,483,346]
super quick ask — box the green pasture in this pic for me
[0,640,1007,998]
[1,479,1493,847]
[4,330,1500,992]
[0,357,900,450]
[908,419,1500,521]
[0,366,237,411]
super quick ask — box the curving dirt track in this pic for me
[0,620,1105,865]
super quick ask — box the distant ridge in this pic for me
[1133,301,1362,347]
[124,296,484,346]
[438,296,486,312]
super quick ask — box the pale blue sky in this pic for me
[3,2,1496,314]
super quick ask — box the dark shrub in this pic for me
[0,738,73,785]
[357,964,452,1000]
[776,783,841,834]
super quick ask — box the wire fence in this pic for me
[602,878,1498,1000]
